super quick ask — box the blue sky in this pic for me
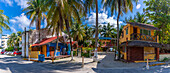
[0,0,147,36]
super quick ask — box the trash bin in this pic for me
[38,54,45,62]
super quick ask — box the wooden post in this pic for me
[82,56,84,68]
[52,57,54,63]
[24,27,26,58]
[146,59,149,70]
[156,48,159,61]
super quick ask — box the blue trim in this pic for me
[99,37,112,40]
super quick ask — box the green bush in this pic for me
[6,47,14,51]
[81,52,90,57]
[73,51,76,56]
[161,57,170,62]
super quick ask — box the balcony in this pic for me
[130,33,157,42]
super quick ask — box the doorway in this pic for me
[133,27,137,39]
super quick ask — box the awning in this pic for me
[120,40,162,48]
[32,37,58,47]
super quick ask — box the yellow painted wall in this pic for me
[42,45,47,57]
[30,51,40,58]
[144,47,155,60]
[120,23,159,43]
[120,51,127,60]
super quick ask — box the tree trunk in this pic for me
[64,16,73,60]
[94,0,98,61]
[117,0,121,60]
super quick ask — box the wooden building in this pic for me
[119,22,162,62]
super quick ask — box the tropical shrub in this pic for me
[6,47,14,51]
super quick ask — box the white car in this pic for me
[6,52,10,55]
[4,52,7,54]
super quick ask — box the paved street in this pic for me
[0,53,170,73]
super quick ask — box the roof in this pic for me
[120,40,162,48]
[127,22,159,30]
[32,37,58,47]
[99,37,112,40]
[162,44,170,49]
[66,41,78,45]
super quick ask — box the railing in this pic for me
[130,33,157,42]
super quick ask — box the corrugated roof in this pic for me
[127,22,159,30]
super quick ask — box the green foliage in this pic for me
[82,47,94,57]
[7,31,22,47]
[70,23,86,42]
[124,12,149,24]
[161,57,170,62]
[0,10,10,33]
[0,47,3,49]
[73,51,76,56]
[6,47,14,51]
[144,0,170,44]
[101,23,117,38]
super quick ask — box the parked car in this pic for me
[1,50,5,54]
[4,52,7,54]
[10,52,14,55]
[13,51,22,56]
[6,52,10,55]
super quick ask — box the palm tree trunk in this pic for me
[53,22,60,63]
[94,0,98,61]
[64,17,73,60]
[117,0,121,60]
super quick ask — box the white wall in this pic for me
[22,33,29,57]
[159,54,170,61]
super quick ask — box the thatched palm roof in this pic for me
[120,40,162,48]
[127,22,159,30]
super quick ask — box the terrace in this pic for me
[130,33,157,42]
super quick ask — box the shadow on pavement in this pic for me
[0,56,83,73]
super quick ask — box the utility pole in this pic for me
[24,27,26,58]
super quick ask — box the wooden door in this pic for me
[130,47,144,61]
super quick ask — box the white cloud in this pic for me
[10,13,35,30]
[1,0,13,6]
[14,0,28,8]
[1,0,28,8]
[87,11,123,28]
[10,26,17,33]
[136,4,141,9]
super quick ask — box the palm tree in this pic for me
[23,0,47,43]
[45,0,84,60]
[7,33,17,47]
[0,10,10,33]
[7,32,22,47]
[125,12,149,23]
[84,0,99,61]
[102,0,137,59]
[84,24,93,40]
[70,23,86,48]
[101,23,116,38]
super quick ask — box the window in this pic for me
[126,27,128,35]
[140,29,142,34]
[140,29,151,35]
[122,31,124,38]
[148,30,151,35]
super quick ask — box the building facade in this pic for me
[1,35,9,49]
[119,22,162,62]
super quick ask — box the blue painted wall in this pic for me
[46,43,69,57]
